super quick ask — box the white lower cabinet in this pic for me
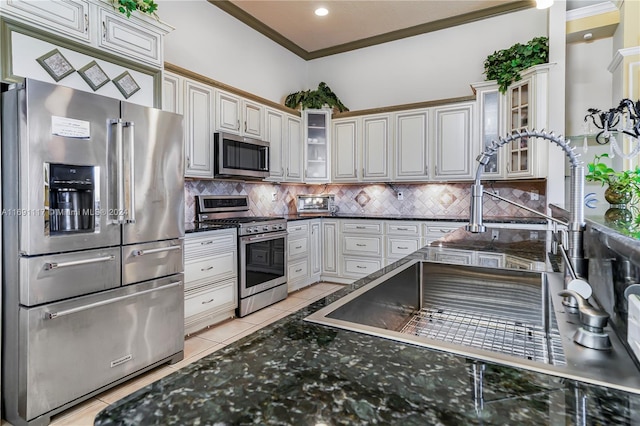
[287,220,321,292]
[339,220,384,280]
[321,218,339,279]
[184,228,238,335]
[422,222,463,246]
[385,221,424,265]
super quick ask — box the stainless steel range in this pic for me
[196,195,288,317]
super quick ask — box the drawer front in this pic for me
[343,235,383,256]
[185,279,236,319]
[98,8,162,66]
[385,221,421,236]
[184,251,237,290]
[122,239,183,286]
[387,237,420,258]
[185,229,237,261]
[342,257,382,277]
[20,247,121,306]
[288,258,309,281]
[288,236,309,258]
[287,222,309,234]
[341,221,383,234]
[423,222,461,238]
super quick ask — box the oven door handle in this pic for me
[241,230,288,243]
[47,281,183,319]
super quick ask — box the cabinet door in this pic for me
[332,118,358,182]
[362,114,391,181]
[286,114,303,181]
[216,90,241,134]
[507,79,532,177]
[394,110,429,180]
[184,79,214,178]
[97,6,163,67]
[266,108,285,180]
[162,72,183,114]
[433,102,474,180]
[310,220,321,276]
[2,0,90,43]
[322,220,338,276]
[243,100,264,139]
[304,109,331,182]
[477,87,505,178]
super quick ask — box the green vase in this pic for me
[604,185,632,207]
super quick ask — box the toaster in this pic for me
[296,194,336,215]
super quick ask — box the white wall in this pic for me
[156,0,307,104]
[307,8,548,110]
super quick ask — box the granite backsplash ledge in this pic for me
[184,180,547,223]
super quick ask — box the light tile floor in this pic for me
[2,282,344,426]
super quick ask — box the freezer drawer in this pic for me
[18,275,184,421]
[122,239,183,285]
[19,247,121,306]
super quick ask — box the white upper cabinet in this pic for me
[432,101,475,181]
[1,0,91,42]
[505,65,549,179]
[215,90,264,139]
[362,114,391,181]
[162,71,183,114]
[266,108,285,181]
[393,109,430,181]
[184,79,215,179]
[0,0,172,68]
[285,114,303,182]
[332,118,358,182]
[332,114,391,183]
[473,81,506,179]
[304,109,331,183]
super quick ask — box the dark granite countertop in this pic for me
[282,213,548,224]
[184,222,239,234]
[95,226,640,425]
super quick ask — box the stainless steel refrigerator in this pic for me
[1,79,185,426]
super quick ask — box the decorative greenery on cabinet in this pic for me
[110,0,159,19]
[483,36,548,94]
[285,82,349,113]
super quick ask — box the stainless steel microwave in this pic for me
[214,132,270,179]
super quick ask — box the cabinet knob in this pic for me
[84,14,89,33]
[237,120,240,131]
[102,21,106,39]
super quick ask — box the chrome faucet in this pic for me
[466,129,587,278]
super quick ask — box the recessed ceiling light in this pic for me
[315,7,328,16]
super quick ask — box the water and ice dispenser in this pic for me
[48,164,95,233]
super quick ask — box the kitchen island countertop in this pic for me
[95,227,640,425]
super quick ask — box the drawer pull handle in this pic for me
[295,245,303,249]
[45,255,115,270]
[397,227,409,231]
[201,298,215,304]
[356,243,366,247]
[201,240,213,245]
[133,245,181,256]
[356,265,366,269]
[48,281,182,319]
[355,226,366,229]
[201,266,214,271]
[440,229,452,233]
[398,246,409,250]
[295,268,303,273]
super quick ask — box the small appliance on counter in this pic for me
[296,194,336,215]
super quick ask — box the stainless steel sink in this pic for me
[305,260,640,394]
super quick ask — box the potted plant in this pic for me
[586,153,640,206]
[110,0,158,19]
[284,82,349,113]
[483,36,549,94]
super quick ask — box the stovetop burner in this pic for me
[195,195,287,236]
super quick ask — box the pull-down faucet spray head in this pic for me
[466,129,587,277]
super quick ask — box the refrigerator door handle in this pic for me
[110,118,126,224]
[124,121,136,224]
[47,281,183,319]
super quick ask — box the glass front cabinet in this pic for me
[473,64,550,180]
[303,109,331,182]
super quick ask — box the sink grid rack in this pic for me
[399,306,566,366]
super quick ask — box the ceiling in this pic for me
[208,0,538,60]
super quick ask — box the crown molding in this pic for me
[608,46,640,73]
[566,1,619,21]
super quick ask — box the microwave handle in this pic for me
[261,146,269,171]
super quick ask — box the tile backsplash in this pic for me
[185,179,547,223]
